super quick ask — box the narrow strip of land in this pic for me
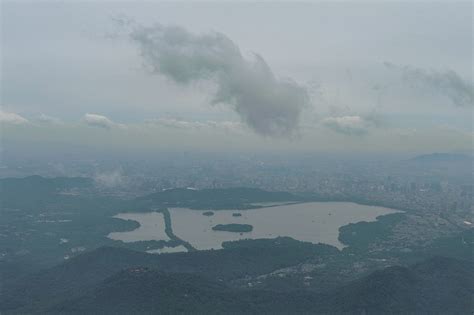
[161,208,196,252]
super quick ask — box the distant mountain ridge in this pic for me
[410,152,473,163]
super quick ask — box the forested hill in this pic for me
[6,252,472,314]
[1,238,337,313]
[321,256,473,314]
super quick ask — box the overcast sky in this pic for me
[1,1,472,156]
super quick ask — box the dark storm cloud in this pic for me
[384,62,473,107]
[130,24,309,137]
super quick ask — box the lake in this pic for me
[109,202,400,250]
[107,212,169,243]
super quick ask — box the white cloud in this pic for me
[146,118,244,133]
[82,113,123,129]
[37,113,63,125]
[0,110,29,125]
[147,118,207,130]
[322,115,375,136]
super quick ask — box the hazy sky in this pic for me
[1,1,472,156]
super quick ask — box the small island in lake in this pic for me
[232,213,242,217]
[212,224,253,233]
[202,211,214,216]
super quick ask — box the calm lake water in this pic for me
[108,212,169,243]
[109,202,400,250]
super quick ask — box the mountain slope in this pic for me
[325,256,474,314]
[1,238,337,313]
[50,269,318,314]
[47,256,474,315]
[3,250,472,314]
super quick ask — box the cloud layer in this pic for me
[130,24,309,137]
